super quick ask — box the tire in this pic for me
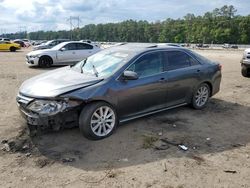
[38,56,53,68]
[79,102,118,140]
[10,47,16,52]
[191,83,211,109]
[241,66,250,77]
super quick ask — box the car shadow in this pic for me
[28,65,67,71]
[30,98,250,171]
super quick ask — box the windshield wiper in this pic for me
[80,59,98,77]
[80,59,87,73]
[92,64,99,77]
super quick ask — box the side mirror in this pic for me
[60,47,66,51]
[122,71,138,80]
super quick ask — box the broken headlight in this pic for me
[27,99,82,115]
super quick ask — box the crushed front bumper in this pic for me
[17,94,79,130]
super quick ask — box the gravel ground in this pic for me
[0,48,250,188]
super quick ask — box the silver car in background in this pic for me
[26,41,101,67]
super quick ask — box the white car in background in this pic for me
[26,41,101,67]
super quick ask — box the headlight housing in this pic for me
[27,99,82,115]
[29,55,40,58]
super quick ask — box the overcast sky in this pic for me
[0,0,249,33]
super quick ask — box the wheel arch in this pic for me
[84,99,117,111]
[196,81,213,97]
[203,81,213,97]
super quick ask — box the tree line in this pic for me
[2,5,250,44]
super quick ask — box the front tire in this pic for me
[10,47,16,52]
[38,56,53,68]
[241,66,250,77]
[192,83,210,109]
[79,102,118,140]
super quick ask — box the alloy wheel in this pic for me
[195,85,209,107]
[90,106,116,137]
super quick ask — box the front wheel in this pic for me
[79,102,118,140]
[10,47,16,52]
[192,83,210,109]
[241,66,250,77]
[38,56,53,68]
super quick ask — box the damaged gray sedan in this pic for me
[17,43,221,140]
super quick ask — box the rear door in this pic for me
[163,50,202,106]
[75,43,95,61]
[57,43,78,64]
[116,51,168,118]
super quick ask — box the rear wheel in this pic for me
[79,102,118,140]
[38,56,53,68]
[10,47,16,52]
[192,83,210,109]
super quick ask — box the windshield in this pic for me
[45,40,53,45]
[73,50,130,77]
[51,42,67,50]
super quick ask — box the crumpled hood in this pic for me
[19,66,102,98]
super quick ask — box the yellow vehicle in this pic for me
[0,41,21,52]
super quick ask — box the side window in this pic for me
[76,43,93,50]
[166,51,193,70]
[64,43,77,50]
[127,52,163,78]
[188,55,200,66]
[50,41,56,46]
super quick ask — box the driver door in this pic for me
[116,52,168,118]
[0,41,8,50]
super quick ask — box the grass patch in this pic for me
[142,134,159,149]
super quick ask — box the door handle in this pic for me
[72,52,75,54]
[196,69,201,72]
[158,78,165,83]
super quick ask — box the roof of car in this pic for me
[54,39,70,41]
[52,41,95,50]
[108,43,183,54]
[60,41,94,45]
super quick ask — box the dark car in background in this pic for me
[14,39,25,47]
[17,43,221,140]
[33,39,69,50]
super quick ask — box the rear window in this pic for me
[165,51,191,70]
[76,43,93,50]
[188,50,212,64]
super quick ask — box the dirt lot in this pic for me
[0,48,250,188]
